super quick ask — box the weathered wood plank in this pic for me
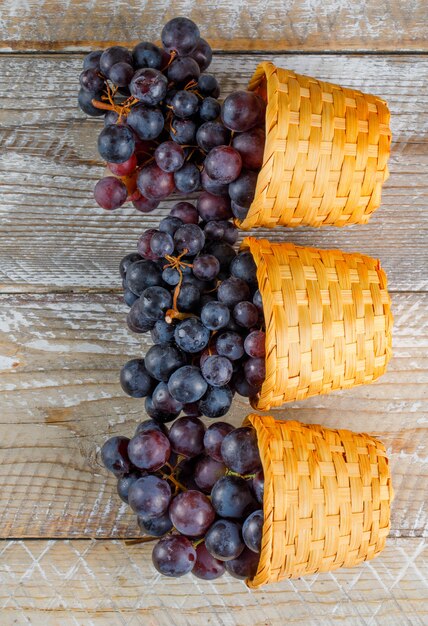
[0,0,427,52]
[0,292,427,539]
[0,54,427,293]
[0,538,426,625]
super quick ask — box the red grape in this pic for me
[94,177,127,210]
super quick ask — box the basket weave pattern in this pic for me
[242,238,393,410]
[238,62,391,230]
[245,414,393,588]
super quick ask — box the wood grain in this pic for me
[0,538,426,625]
[0,292,426,539]
[0,0,427,52]
[0,54,427,292]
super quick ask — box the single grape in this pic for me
[211,475,257,519]
[168,366,208,404]
[190,39,213,72]
[130,68,168,105]
[205,145,242,184]
[138,286,172,321]
[151,320,176,345]
[221,426,262,475]
[94,177,128,210]
[152,535,196,577]
[197,191,232,221]
[159,215,184,236]
[168,415,206,457]
[127,301,156,333]
[128,430,171,472]
[215,220,238,245]
[132,194,160,213]
[244,357,266,389]
[176,283,201,312]
[197,73,219,97]
[83,50,102,71]
[194,455,227,492]
[192,543,225,580]
[224,547,260,580]
[161,17,200,56]
[78,88,105,116]
[168,57,201,84]
[98,124,135,163]
[133,42,163,69]
[145,395,180,424]
[199,97,221,122]
[126,260,162,295]
[150,231,174,256]
[203,422,234,462]
[230,200,248,221]
[203,241,236,270]
[216,332,244,361]
[127,104,164,140]
[170,201,198,224]
[108,153,138,177]
[152,382,183,415]
[199,385,233,418]
[200,301,230,331]
[201,170,229,197]
[205,519,245,561]
[138,511,173,537]
[169,490,215,536]
[79,68,105,93]
[230,251,257,284]
[232,127,265,170]
[174,318,210,353]
[252,470,264,505]
[218,277,250,307]
[128,475,171,516]
[174,163,201,193]
[174,224,205,255]
[201,355,233,387]
[101,436,131,476]
[137,229,159,260]
[221,90,263,132]
[100,46,132,76]
[170,117,197,145]
[162,267,180,286]
[109,61,134,87]
[253,289,263,312]
[144,344,185,382]
[233,301,259,328]
[244,330,266,358]
[120,358,154,397]
[154,141,185,173]
[117,472,141,503]
[137,163,175,200]
[196,122,230,153]
[203,220,226,241]
[228,169,258,208]
[172,90,199,118]
[192,255,220,281]
[124,289,138,307]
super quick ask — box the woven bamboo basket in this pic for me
[244,414,393,588]
[237,62,392,230]
[242,238,393,410]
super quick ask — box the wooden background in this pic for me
[0,2,427,624]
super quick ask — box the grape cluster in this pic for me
[119,200,266,422]
[78,17,264,221]
[101,418,265,579]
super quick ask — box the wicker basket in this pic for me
[244,414,393,588]
[237,62,391,230]
[242,238,393,410]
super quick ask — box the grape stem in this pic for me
[163,249,196,322]
[91,82,138,121]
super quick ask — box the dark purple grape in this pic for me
[138,286,172,321]
[150,231,174,257]
[169,490,215,536]
[200,301,230,331]
[190,39,213,72]
[203,241,236,270]
[137,163,175,200]
[145,395,180,424]
[78,88,105,117]
[168,366,208,405]
[182,402,202,418]
[252,470,264,505]
[197,191,232,221]
[174,224,205,255]
[218,277,250,307]
[203,422,234,462]
[120,358,154,398]
[151,320,175,345]
[170,201,198,224]
[133,42,163,69]
[244,331,266,358]
[152,382,183,414]
[128,429,171,472]
[100,46,133,77]
[168,56,201,84]
[233,301,259,328]
[211,475,258,519]
[192,543,225,580]
[109,61,134,87]
[132,194,160,213]
[253,289,263,311]
[130,68,168,105]
[196,122,230,153]
[128,475,171,517]
[176,283,201,312]
[172,90,199,118]
[244,358,266,389]
[216,332,244,361]
[170,117,197,145]
[197,73,219,97]
[174,163,201,193]
[205,145,242,184]
[80,68,105,93]
[144,344,185,382]
[83,50,102,71]
[168,415,206,457]
[138,511,173,537]
[127,104,164,140]
[94,177,127,210]
[98,124,135,163]
[162,267,180,286]
[117,472,141,503]
[127,301,156,333]
[124,289,138,307]
[199,97,221,122]
[135,419,168,436]
[228,169,258,208]
[205,520,245,561]
[137,229,158,260]
[154,141,185,173]
[224,547,260,580]
[221,426,262,475]
[152,535,196,577]
[201,169,229,196]
[232,127,265,170]
[192,255,220,281]
[174,318,210,353]
[230,252,257,284]
[159,215,184,236]
[231,200,248,220]
[176,456,201,490]
[199,385,233,418]
[126,260,162,295]
[194,455,227,492]
[101,436,131,476]
[217,220,238,245]
[221,90,263,132]
[161,17,200,56]
[201,355,233,387]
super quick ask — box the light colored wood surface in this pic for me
[1,54,427,292]
[0,539,426,625]
[1,0,427,52]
